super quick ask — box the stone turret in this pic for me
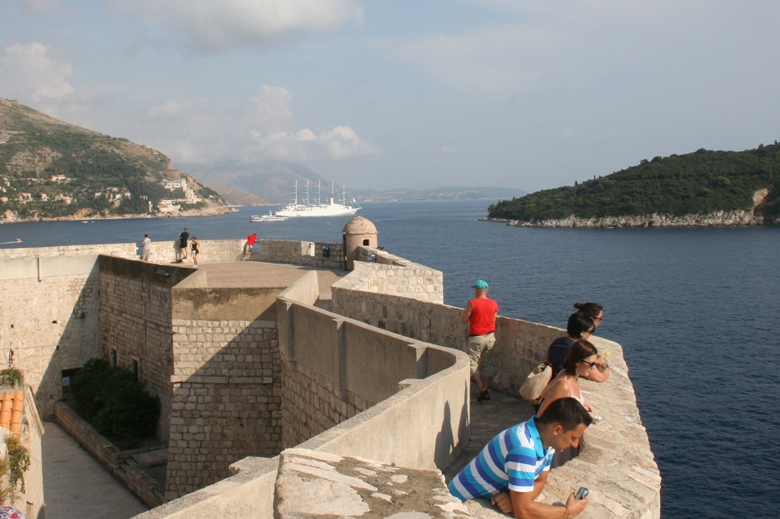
[342,216,377,270]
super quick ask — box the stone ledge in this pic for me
[275,448,472,518]
[170,375,274,384]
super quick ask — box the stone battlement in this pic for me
[0,236,660,518]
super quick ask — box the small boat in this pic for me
[250,212,288,222]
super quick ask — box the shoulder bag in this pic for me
[519,362,552,403]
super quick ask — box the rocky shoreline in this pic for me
[1,202,229,224]
[486,209,779,228]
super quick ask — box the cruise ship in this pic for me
[274,180,360,218]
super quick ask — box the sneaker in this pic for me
[478,388,490,402]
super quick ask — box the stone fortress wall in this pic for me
[0,234,660,518]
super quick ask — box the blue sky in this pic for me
[2,0,779,192]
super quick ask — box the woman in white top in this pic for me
[537,339,599,416]
[537,339,599,467]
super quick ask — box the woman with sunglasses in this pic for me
[537,339,600,466]
[538,339,599,416]
[573,301,604,328]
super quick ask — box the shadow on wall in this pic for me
[164,305,285,499]
[36,266,101,418]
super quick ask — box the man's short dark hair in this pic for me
[537,397,593,430]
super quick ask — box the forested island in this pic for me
[0,97,226,222]
[489,143,780,227]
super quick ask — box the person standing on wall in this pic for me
[140,234,151,262]
[244,233,257,260]
[178,228,189,262]
[190,236,200,266]
[461,279,499,401]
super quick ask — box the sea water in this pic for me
[2,200,778,517]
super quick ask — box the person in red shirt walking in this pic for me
[461,279,499,401]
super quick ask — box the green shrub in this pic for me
[71,358,160,445]
[0,370,23,387]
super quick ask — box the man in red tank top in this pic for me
[461,280,499,401]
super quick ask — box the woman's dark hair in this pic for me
[573,302,603,319]
[537,397,593,430]
[562,339,598,376]
[567,312,595,339]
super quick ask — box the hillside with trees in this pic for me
[488,143,780,226]
[0,97,226,222]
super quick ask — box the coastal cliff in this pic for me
[0,97,228,223]
[488,142,780,227]
[500,208,773,228]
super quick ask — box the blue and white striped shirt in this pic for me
[448,416,554,501]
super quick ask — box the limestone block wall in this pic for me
[333,283,463,350]
[0,254,101,417]
[165,318,282,500]
[165,281,288,500]
[141,239,245,264]
[335,255,444,304]
[277,272,470,471]
[0,243,137,261]
[256,239,344,269]
[98,258,196,441]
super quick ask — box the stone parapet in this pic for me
[255,239,344,269]
[331,261,661,519]
[275,448,470,518]
[277,272,470,472]
[334,255,444,303]
[0,243,136,261]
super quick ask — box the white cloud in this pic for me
[0,43,75,103]
[247,86,294,129]
[393,24,589,99]
[251,125,381,162]
[21,0,60,14]
[104,0,364,52]
[137,88,379,165]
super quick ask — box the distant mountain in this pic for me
[0,97,227,222]
[208,185,274,207]
[353,186,527,202]
[187,163,525,204]
[488,143,780,227]
[185,161,324,204]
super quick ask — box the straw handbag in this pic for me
[519,363,552,403]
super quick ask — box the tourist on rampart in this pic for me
[178,228,189,262]
[461,279,498,402]
[140,234,151,261]
[191,236,200,266]
[448,397,592,518]
[547,312,594,378]
[573,301,604,329]
[244,233,257,260]
[538,340,600,467]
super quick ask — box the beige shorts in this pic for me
[467,332,496,377]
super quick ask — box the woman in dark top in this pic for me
[547,312,595,378]
[573,301,604,329]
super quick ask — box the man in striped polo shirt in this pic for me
[448,398,593,518]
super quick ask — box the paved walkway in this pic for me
[42,422,148,519]
[443,387,535,481]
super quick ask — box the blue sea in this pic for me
[2,200,778,518]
